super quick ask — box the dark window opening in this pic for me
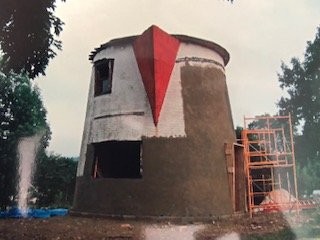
[94,58,114,96]
[92,141,142,179]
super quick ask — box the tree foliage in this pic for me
[0,70,50,209]
[298,159,320,195]
[0,0,65,79]
[278,27,320,161]
[277,27,320,194]
[34,153,77,208]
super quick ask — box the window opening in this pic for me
[92,141,142,179]
[94,58,114,96]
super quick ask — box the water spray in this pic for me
[17,134,42,217]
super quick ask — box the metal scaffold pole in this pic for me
[242,115,299,216]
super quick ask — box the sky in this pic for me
[35,0,320,157]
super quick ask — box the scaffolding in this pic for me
[241,115,299,216]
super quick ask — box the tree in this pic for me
[277,27,320,194]
[34,153,77,208]
[235,126,243,143]
[278,27,320,162]
[0,0,65,79]
[0,69,50,209]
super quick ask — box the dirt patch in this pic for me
[0,216,142,240]
[0,212,301,240]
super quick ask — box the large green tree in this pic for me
[278,27,320,162]
[0,0,65,78]
[34,153,77,208]
[277,27,320,194]
[0,70,50,209]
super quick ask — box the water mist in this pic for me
[17,134,42,217]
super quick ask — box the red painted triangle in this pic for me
[133,25,180,126]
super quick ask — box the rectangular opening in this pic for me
[92,141,142,179]
[94,58,114,96]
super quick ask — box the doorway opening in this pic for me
[92,141,142,179]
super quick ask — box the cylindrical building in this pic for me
[73,25,241,219]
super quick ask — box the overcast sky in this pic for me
[35,0,320,157]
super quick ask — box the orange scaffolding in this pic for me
[241,115,299,216]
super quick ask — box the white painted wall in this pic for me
[91,43,187,141]
[77,40,226,176]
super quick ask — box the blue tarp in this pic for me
[0,208,68,218]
